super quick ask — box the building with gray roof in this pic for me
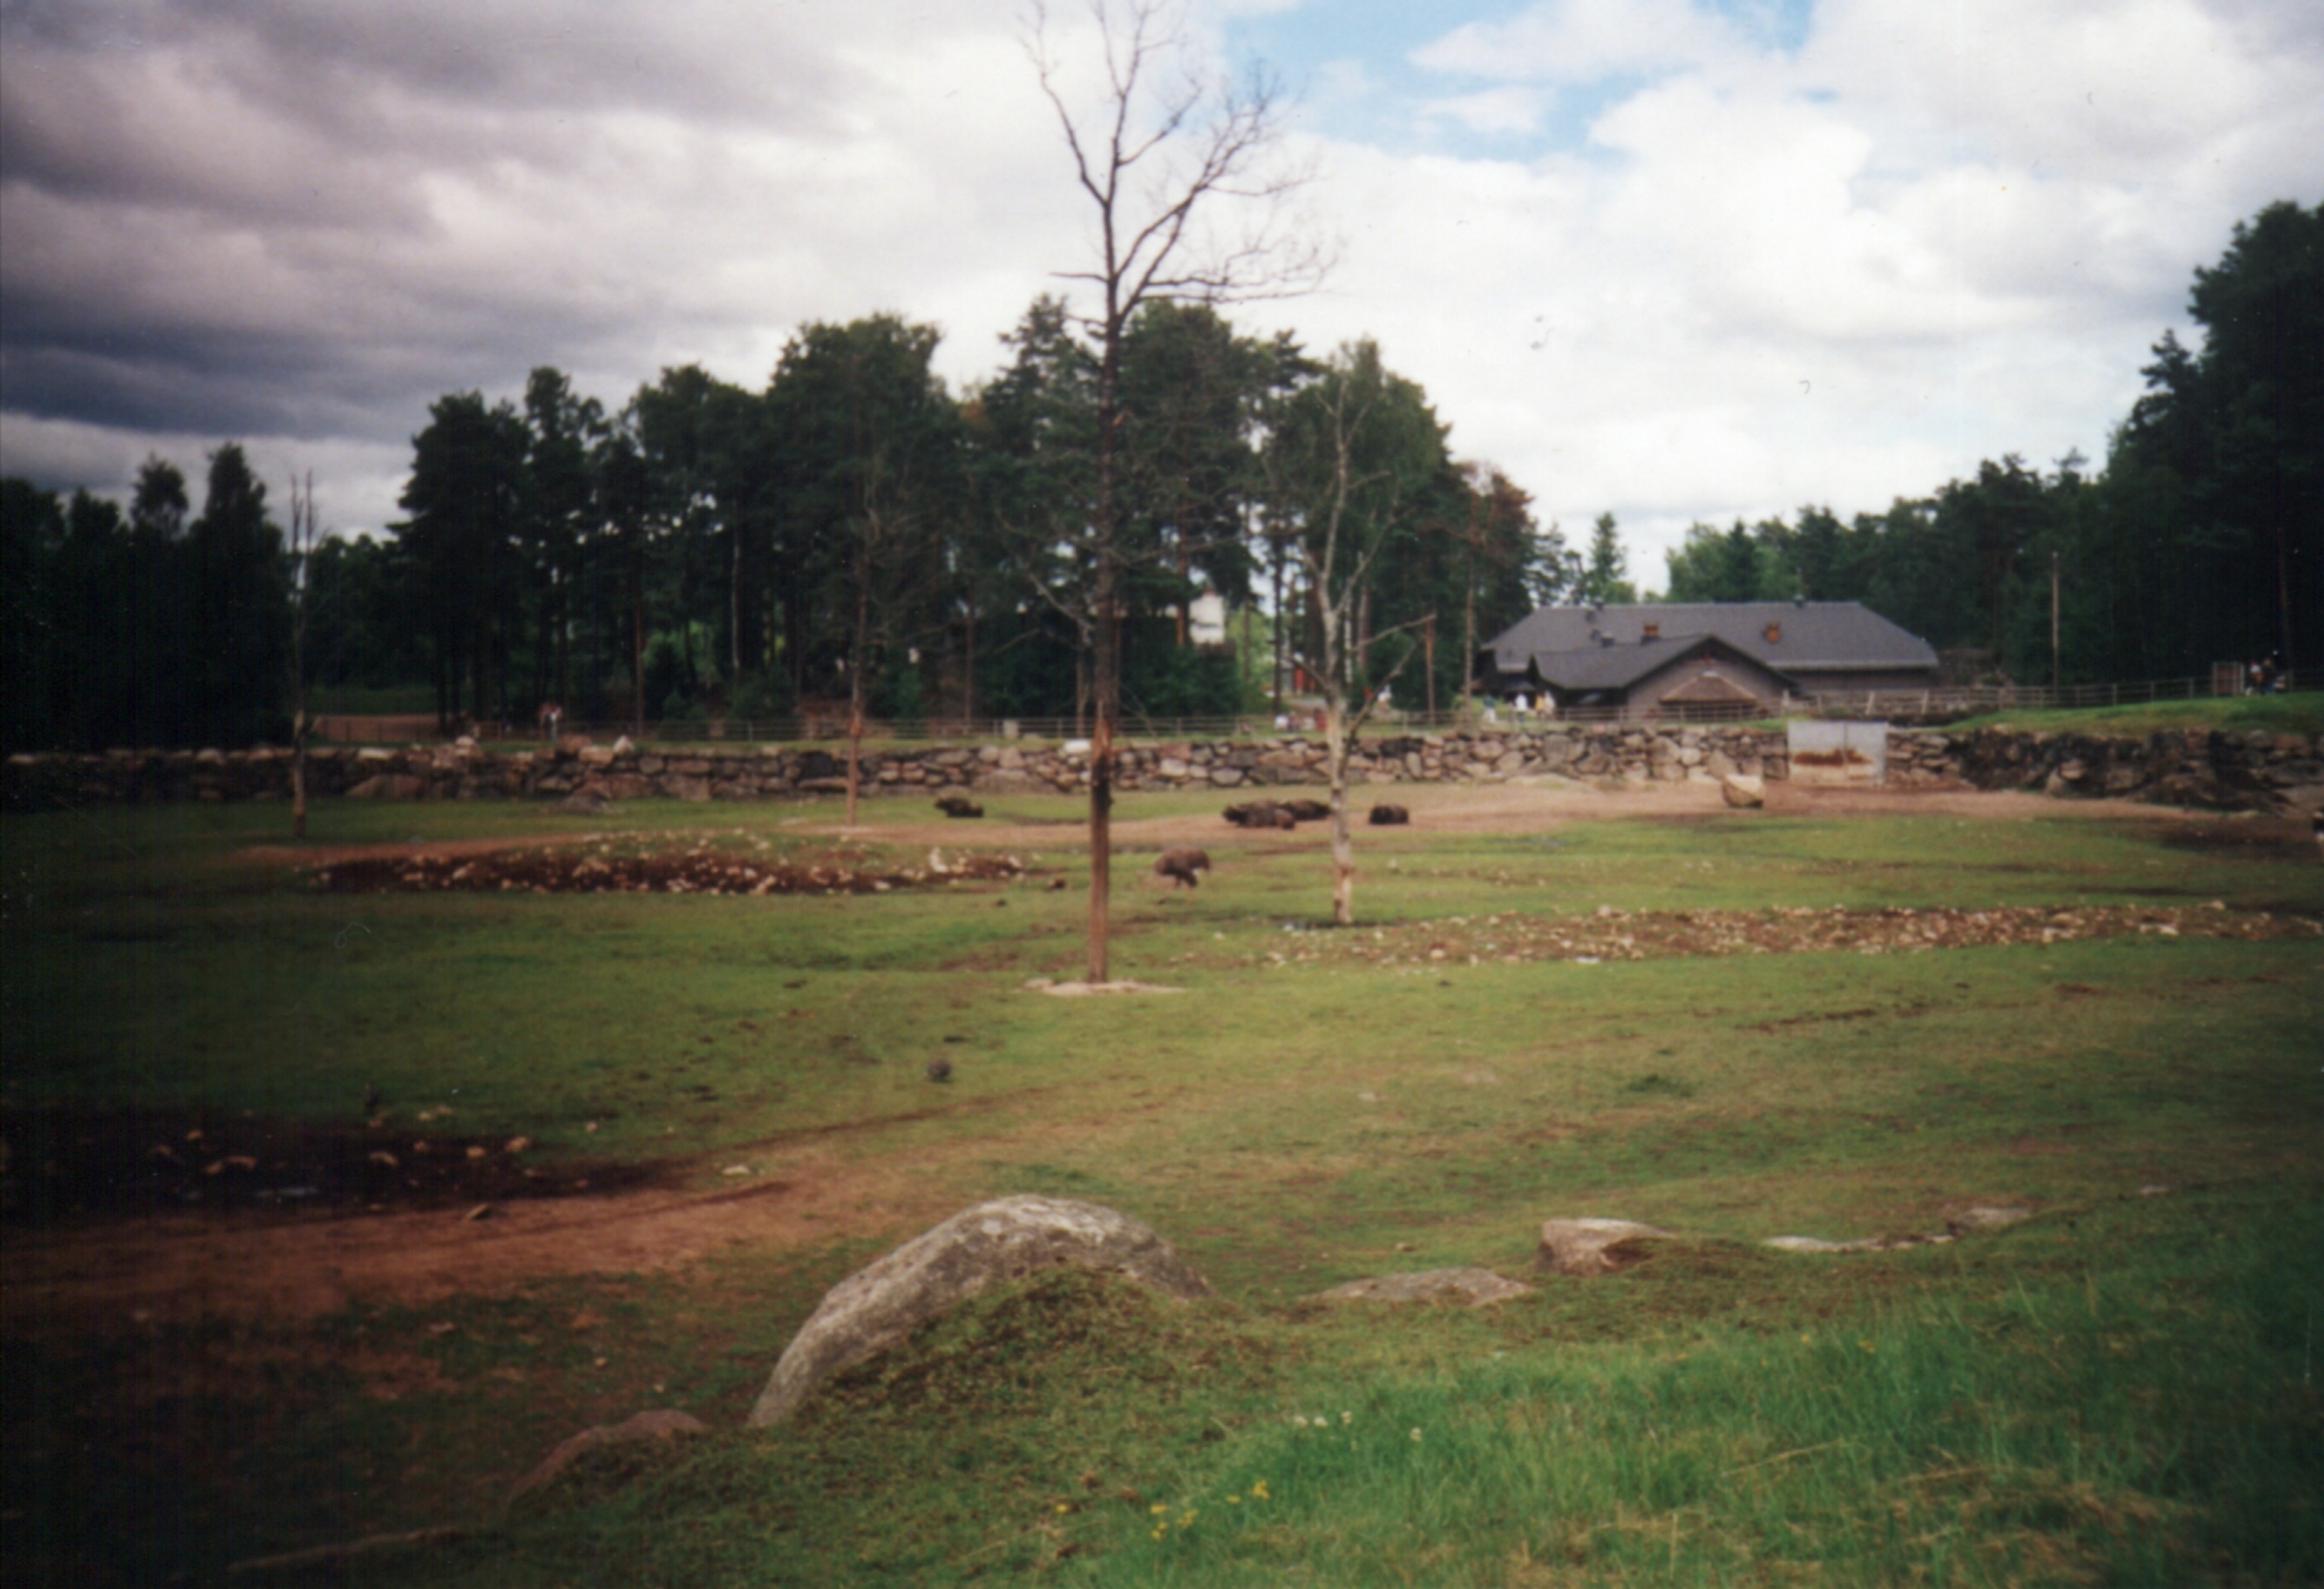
[1478,600,1938,718]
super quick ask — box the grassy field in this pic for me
[3,789,2319,1586]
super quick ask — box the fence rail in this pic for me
[1794,669,2310,722]
[321,670,2311,746]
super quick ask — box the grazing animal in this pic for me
[925,1058,954,1083]
[1154,848,1212,888]
[933,795,983,818]
[1223,802,1297,829]
[1281,798,1331,822]
[1368,803,1410,826]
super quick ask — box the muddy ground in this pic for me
[0,1104,665,1224]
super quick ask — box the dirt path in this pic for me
[4,1142,958,1330]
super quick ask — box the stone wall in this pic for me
[7,722,2318,816]
[4,726,1789,808]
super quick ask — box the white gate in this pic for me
[1787,720,1888,785]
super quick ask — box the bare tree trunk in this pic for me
[962,588,978,725]
[631,558,646,737]
[1087,331,1121,982]
[1424,613,1436,719]
[1322,685,1354,925]
[845,574,869,828]
[1270,545,1286,716]
[289,472,312,841]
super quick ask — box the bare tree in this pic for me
[1029,0,1326,983]
[1269,343,1438,927]
[286,472,316,842]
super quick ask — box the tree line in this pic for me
[1,302,1559,752]
[3,200,2314,753]
[1662,200,2321,686]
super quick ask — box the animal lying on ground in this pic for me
[1369,803,1410,825]
[1281,798,1332,821]
[1222,802,1298,829]
[933,795,983,818]
[1154,848,1212,888]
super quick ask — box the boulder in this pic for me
[511,1408,707,1498]
[747,1197,1210,1426]
[1719,773,1765,809]
[1313,1267,1533,1306]
[1535,1217,1672,1275]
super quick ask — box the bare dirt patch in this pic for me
[3,1141,957,1330]
[1,1104,662,1224]
[1231,901,2318,972]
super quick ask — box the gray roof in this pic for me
[1484,601,1936,692]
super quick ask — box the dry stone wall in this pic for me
[7,722,2319,816]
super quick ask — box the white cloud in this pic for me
[1414,0,1760,84]
[3,0,2317,591]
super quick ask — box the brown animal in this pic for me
[1153,848,1212,888]
[933,794,983,818]
[1222,802,1297,829]
[1368,803,1410,825]
[1281,798,1332,822]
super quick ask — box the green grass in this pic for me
[4,789,2320,1586]
[1946,690,2324,739]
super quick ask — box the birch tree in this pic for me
[1265,341,1445,926]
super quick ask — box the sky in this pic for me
[3,0,2318,592]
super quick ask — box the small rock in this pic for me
[1314,1268,1533,1307]
[1720,773,1766,809]
[721,1165,754,1177]
[504,1136,531,1154]
[464,1203,495,1221]
[466,1145,487,1160]
[1761,1235,1872,1254]
[926,1058,954,1083]
[511,1409,708,1499]
[1536,1217,1672,1275]
[1950,1205,2032,1231]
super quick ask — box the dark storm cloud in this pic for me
[0,0,895,443]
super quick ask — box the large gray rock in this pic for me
[747,1197,1210,1426]
[1313,1267,1533,1306]
[1536,1218,1672,1275]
